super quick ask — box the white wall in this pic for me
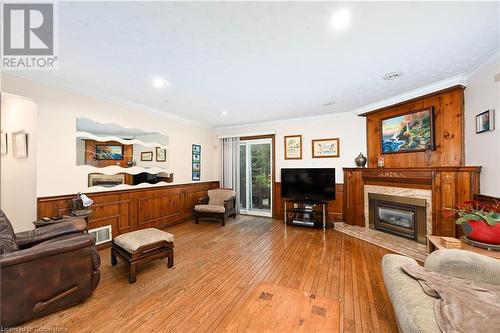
[1,74,218,198]
[215,113,366,183]
[1,93,38,232]
[465,61,500,197]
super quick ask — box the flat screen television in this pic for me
[281,168,335,201]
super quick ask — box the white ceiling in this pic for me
[10,1,500,127]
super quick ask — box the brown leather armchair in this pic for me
[0,210,101,327]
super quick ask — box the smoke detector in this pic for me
[383,71,404,80]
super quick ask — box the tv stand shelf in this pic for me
[283,200,328,229]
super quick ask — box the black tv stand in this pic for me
[283,200,328,229]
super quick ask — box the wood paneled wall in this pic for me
[362,86,465,168]
[273,182,344,224]
[37,181,219,238]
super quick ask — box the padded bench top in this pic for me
[113,228,174,253]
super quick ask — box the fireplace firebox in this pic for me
[368,193,427,244]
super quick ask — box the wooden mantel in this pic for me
[343,167,481,237]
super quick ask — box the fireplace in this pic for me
[368,193,427,244]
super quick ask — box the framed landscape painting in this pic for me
[312,138,339,158]
[380,107,434,154]
[96,145,123,160]
[141,151,153,161]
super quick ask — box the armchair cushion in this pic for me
[194,204,226,213]
[15,218,87,249]
[0,210,19,254]
[208,189,236,205]
[0,233,95,268]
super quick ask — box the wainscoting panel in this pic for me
[37,181,219,237]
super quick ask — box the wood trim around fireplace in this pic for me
[343,167,480,237]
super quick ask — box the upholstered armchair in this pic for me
[194,189,237,226]
[0,210,101,327]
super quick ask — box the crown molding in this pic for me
[351,74,469,115]
[466,50,500,84]
[214,110,356,131]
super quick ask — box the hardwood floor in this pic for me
[23,216,398,333]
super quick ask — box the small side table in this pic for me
[427,235,500,260]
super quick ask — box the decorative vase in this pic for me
[355,153,367,167]
[461,220,500,245]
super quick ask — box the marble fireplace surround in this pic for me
[364,185,433,236]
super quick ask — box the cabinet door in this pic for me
[343,171,364,226]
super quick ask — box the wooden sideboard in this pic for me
[37,181,219,238]
[343,167,480,237]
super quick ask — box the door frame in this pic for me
[240,134,276,218]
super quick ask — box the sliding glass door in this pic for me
[239,138,272,217]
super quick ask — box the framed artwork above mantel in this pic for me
[380,107,435,155]
[361,86,465,168]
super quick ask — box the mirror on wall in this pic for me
[88,172,174,188]
[76,118,169,169]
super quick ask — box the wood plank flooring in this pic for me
[22,216,398,333]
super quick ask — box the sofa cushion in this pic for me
[425,249,500,285]
[382,254,440,333]
[0,210,19,254]
[194,204,226,213]
[208,189,236,205]
[113,228,174,253]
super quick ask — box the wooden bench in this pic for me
[111,228,174,283]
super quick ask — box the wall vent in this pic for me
[88,225,112,245]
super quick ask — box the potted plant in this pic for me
[444,200,500,245]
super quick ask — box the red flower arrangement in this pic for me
[444,200,500,245]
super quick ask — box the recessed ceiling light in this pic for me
[221,111,228,116]
[383,72,404,80]
[330,9,352,30]
[152,77,169,88]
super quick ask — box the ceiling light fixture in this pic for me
[330,9,352,30]
[152,77,169,88]
[220,111,228,116]
[383,71,404,80]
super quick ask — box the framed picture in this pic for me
[0,131,7,155]
[12,130,28,159]
[192,144,201,181]
[380,107,434,154]
[141,151,153,161]
[476,109,495,133]
[284,135,302,160]
[95,145,123,160]
[156,147,166,162]
[312,138,339,158]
